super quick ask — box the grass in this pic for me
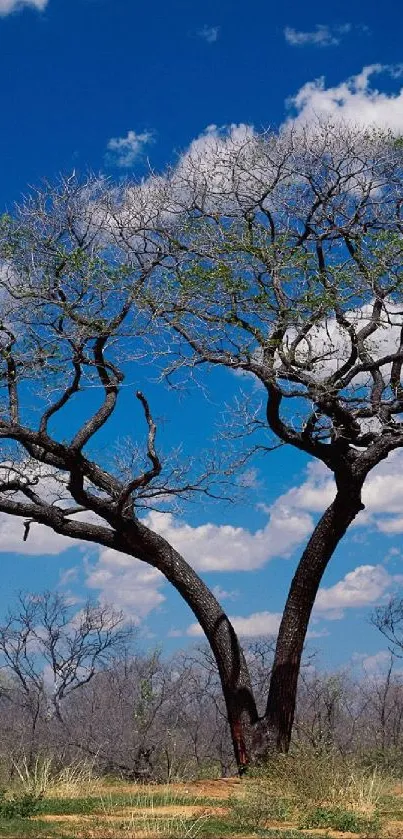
[10,756,101,798]
[34,790,221,816]
[299,805,382,834]
[0,748,400,837]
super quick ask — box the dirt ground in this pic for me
[102,776,243,799]
[34,804,229,822]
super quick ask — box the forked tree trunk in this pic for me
[259,481,365,756]
[57,475,366,774]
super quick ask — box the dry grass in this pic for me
[251,745,389,812]
[0,750,401,838]
[11,755,101,798]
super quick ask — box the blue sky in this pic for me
[2,0,403,675]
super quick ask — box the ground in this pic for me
[1,774,403,838]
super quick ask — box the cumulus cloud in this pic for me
[183,562,400,638]
[280,449,403,536]
[354,649,394,674]
[186,611,329,639]
[142,505,313,572]
[81,441,403,625]
[185,565,396,635]
[284,24,351,48]
[85,547,165,621]
[287,63,403,130]
[0,513,79,555]
[0,0,47,13]
[284,299,403,386]
[314,564,396,619]
[101,64,403,242]
[106,130,154,169]
[77,475,317,624]
[198,25,219,43]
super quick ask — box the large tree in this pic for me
[0,123,402,770]
[138,121,403,753]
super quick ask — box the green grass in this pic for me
[299,805,382,835]
[0,819,63,837]
[378,792,403,820]
[35,790,220,816]
[230,790,294,827]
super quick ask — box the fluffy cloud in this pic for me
[0,0,47,13]
[314,564,395,618]
[287,64,403,130]
[142,505,313,572]
[101,64,403,243]
[185,611,329,639]
[0,512,79,555]
[106,130,154,169]
[354,650,393,674]
[284,24,351,48]
[281,449,403,535]
[85,548,165,621]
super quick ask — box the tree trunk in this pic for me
[121,520,259,773]
[259,481,365,757]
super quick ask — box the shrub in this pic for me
[300,805,382,835]
[0,791,41,819]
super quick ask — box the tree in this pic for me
[0,122,403,770]
[139,121,403,753]
[0,590,130,767]
[372,599,403,658]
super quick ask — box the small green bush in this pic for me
[0,791,41,819]
[230,787,293,827]
[300,805,382,835]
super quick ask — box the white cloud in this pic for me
[101,65,403,245]
[284,24,351,48]
[314,564,394,618]
[0,0,47,14]
[59,567,79,586]
[0,513,79,555]
[198,25,219,43]
[106,130,154,169]
[142,505,313,572]
[186,611,329,639]
[287,64,403,131]
[276,449,403,536]
[175,122,256,200]
[85,547,165,621]
[354,650,393,674]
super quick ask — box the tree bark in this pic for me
[120,520,259,773]
[259,481,365,756]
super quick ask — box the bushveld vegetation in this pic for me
[0,600,402,836]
